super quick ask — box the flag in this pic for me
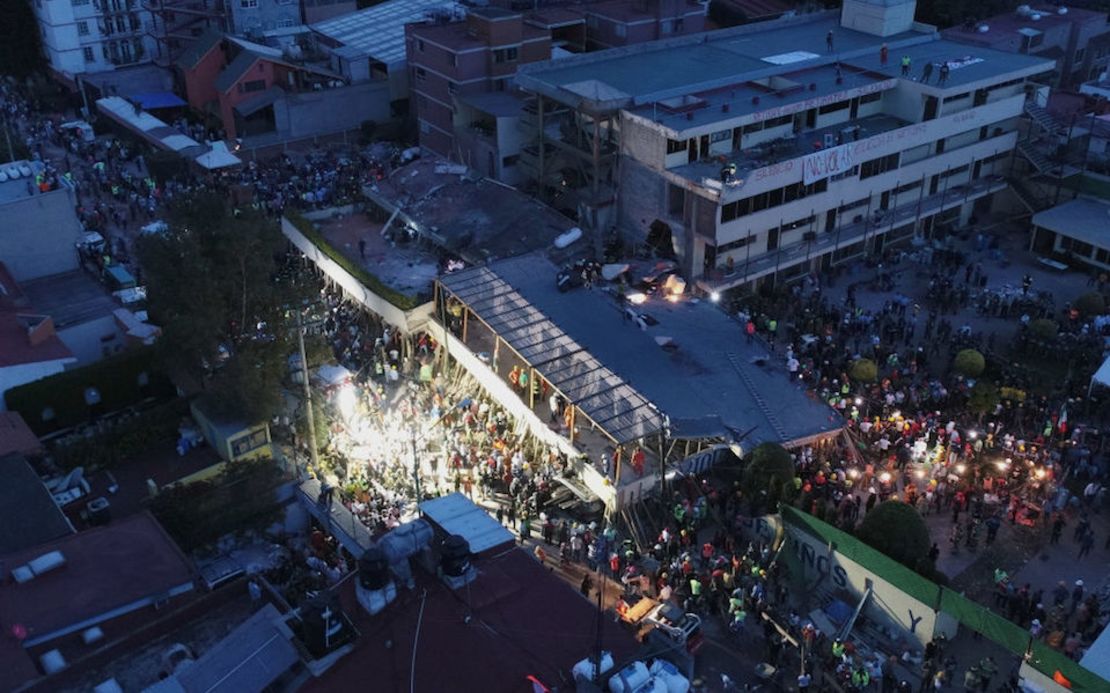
[1058,404,1068,434]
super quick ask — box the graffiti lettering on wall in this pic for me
[791,530,849,588]
[734,515,782,546]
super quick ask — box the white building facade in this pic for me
[516,0,1058,294]
[33,0,158,77]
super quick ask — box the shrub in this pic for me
[49,399,189,470]
[1029,319,1059,341]
[858,501,931,568]
[849,358,878,383]
[1074,292,1106,317]
[953,349,985,378]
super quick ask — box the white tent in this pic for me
[1089,353,1110,396]
[194,141,242,170]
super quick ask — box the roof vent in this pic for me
[12,551,67,583]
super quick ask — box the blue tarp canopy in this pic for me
[132,92,187,110]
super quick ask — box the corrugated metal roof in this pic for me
[441,266,663,444]
[311,0,466,66]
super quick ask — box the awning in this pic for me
[132,91,187,110]
[194,141,242,170]
[235,86,284,117]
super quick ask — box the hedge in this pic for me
[284,211,425,311]
[4,347,175,434]
[49,399,190,470]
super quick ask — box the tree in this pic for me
[743,442,795,501]
[1074,292,1106,317]
[0,0,44,79]
[137,192,311,421]
[967,381,1000,421]
[850,358,878,384]
[1029,319,1059,341]
[953,349,985,378]
[857,501,931,569]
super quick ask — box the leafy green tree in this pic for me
[0,1,44,79]
[967,382,1000,422]
[138,192,312,421]
[953,349,985,378]
[850,358,878,384]
[857,501,931,568]
[1075,292,1106,317]
[743,442,795,500]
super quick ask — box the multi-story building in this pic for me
[33,0,159,77]
[406,0,706,181]
[943,5,1110,89]
[513,0,1056,294]
[143,0,224,67]
[226,0,301,37]
[405,7,552,175]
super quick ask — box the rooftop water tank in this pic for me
[440,535,471,578]
[358,547,390,591]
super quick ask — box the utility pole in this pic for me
[411,430,422,502]
[296,307,320,474]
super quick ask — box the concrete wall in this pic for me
[274,81,393,139]
[56,315,126,366]
[840,0,916,37]
[787,524,958,647]
[1,188,83,282]
[0,359,74,411]
[228,0,300,36]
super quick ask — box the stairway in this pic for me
[1023,101,1065,136]
[1006,175,1052,213]
[1017,140,1054,174]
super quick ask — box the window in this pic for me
[859,91,881,105]
[72,0,91,5]
[1075,48,1086,64]
[493,47,518,63]
[764,115,792,129]
[674,18,684,32]
[447,81,457,94]
[77,21,90,36]
[942,92,969,104]
[717,235,752,253]
[942,164,969,178]
[83,46,95,62]
[766,227,779,251]
[415,67,426,81]
[817,100,849,115]
[277,16,294,27]
[230,430,269,458]
[660,19,673,34]
[615,23,627,38]
[241,79,266,93]
[417,39,425,52]
[859,153,900,180]
[494,79,506,91]
[239,0,257,6]
[666,138,686,155]
[894,180,921,195]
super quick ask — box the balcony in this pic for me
[698,175,1009,292]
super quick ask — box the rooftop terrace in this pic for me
[362,158,577,265]
[517,11,1056,112]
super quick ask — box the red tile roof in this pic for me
[0,311,73,368]
[0,411,42,457]
[305,547,640,692]
[0,512,195,647]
